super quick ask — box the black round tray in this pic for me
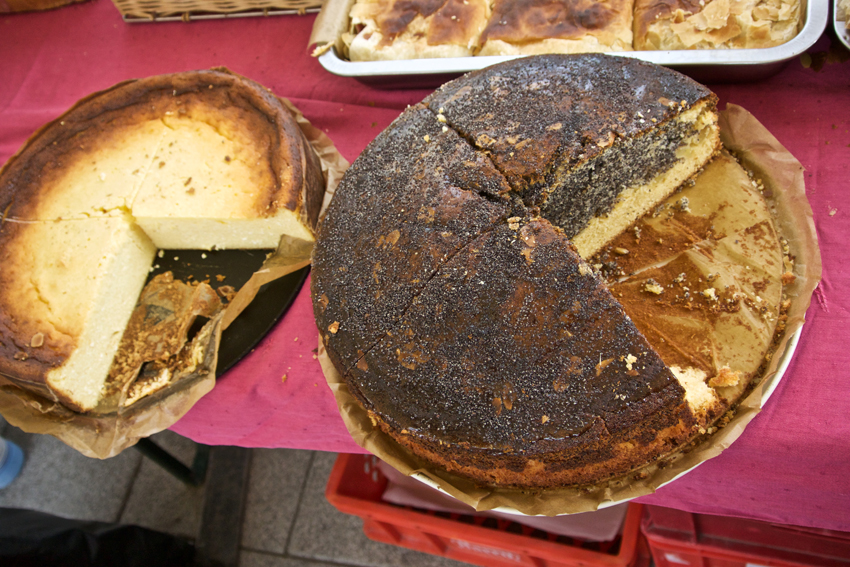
[146,249,310,376]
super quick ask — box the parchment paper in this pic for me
[318,104,822,516]
[0,97,349,459]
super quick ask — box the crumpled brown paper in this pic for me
[0,97,349,459]
[319,104,822,516]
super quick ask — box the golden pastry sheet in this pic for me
[634,0,802,50]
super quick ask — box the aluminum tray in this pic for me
[835,0,850,51]
[318,0,827,88]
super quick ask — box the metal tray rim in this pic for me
[319,0,827,79]
[835,0,850,51]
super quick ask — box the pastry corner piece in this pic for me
[633,0,802,51]
[346,0,490,61]
[478,0,635,56]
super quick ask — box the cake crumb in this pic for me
[624,354,637,371]
[30,333,44,348]
[613,247,629,255]
[541,415,549,424]
[329,321,340,334]
[595,357,614,376]
[709,366,741,388]
[281,375,287,383]
[644,280,664,295]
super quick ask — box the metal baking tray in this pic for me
[318,0,827,88]
[122,7,319,23]
[835,0,850,51]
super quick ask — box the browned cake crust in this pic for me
[312,54,719,489]
[479,0,634,53]
[346,0,490,61]
[0,68,324,230]
[312,104,516,378]
[351,220,694,487]
[424,54,718,242]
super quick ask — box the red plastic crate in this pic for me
[325,453,650,567]
[641,505,850,567]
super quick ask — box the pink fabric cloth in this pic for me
[1,0,848,532]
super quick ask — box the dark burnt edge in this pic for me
[378,378,695,491]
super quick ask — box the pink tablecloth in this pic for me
[2,0,849,532]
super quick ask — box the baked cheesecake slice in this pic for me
[0,114,167,221]
[1,69,324,248]
[0,217,156,413]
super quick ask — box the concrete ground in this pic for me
[0,417,469,567]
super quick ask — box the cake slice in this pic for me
[1,69,325,248]
[425,53,720,259]
[0,114,167,221]
[0,217,156,413]
[312,104,514,377]
[0,69,326,415]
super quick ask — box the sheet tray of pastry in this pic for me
[315,0,827,87]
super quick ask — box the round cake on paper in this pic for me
[308,53,794,490]
[0,69,325,416]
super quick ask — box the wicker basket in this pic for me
[111,0,322,21]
